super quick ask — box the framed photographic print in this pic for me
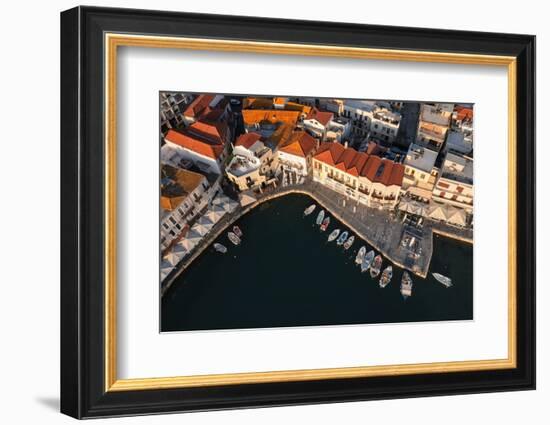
[60,6,536,419]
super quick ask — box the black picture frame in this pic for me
[60,6,536,419]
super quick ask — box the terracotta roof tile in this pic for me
[165,129,224,160]
[187,120,228,145]
[235,132,263,149]
[183,94,215,118]
[279,131,317,158]
[306,108,334,126]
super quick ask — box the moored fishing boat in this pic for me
[336,231,349,246]
[432,273,453,288]
[370,255,382,278]
[232,225,243,238]
[361,250,375,273]
[320,217,330,231]
[343,235,355,250]
[213,243,227,253]
[400,272,413,299]
[355,246,366,264]
[304,204,316,216]
[379,266,393,288]
[316,210,325,225]
[328,228,340,242]
[227,232,241,246]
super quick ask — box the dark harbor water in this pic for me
[161,194,473,332]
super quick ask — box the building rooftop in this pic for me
[183,94,216,119]
[279,131,317,158]
[314,142,404,186]
[226,153,261,178]
[165,129,224,160]
[160,164,205,211]
[420,103,453,126]
[404,143,438,173]
[440,152,473,185]
[305,108,334,126]
[242,109,301,127]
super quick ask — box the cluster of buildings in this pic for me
[158,93,474,279]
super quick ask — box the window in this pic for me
[169,216,177,225]
[438,181,450,189]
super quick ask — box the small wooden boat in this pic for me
[213,243,227,253]
[343,235,355,250]
[361,250,375,273]
[320,217,330,231]
[370,255,382,278]
[355,246,366,264]
[227,232,241,246]
[400,272,413,299]
[379,266,393,288]
[316,209,325,225]
[328,229,340,242]
[304,204,316,216]
[432,273,452,288]
[232,225,243,238]
[336,231,349,246]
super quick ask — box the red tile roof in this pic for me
[455,106,473,121]
[279,131,317,158]
[306,108,334,126]
[313,142,404,187]
[165,129,224,160]
[187,120,228,145]
[183,94,215,118]
[235,132,263,149]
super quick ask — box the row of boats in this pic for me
[304,203,452,298]
[213,225,244,253]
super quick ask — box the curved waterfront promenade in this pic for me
[162,178,473,296]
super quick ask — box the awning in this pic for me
[407,185,433,200]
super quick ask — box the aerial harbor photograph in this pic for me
[159,93,474,332]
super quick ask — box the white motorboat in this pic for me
[343,235,355,250]
[355,246,366,264]
[370,255,382,278]
[316,209,325,225]
[361,250,375,273]
[304,204,316,216]
[328,229,340,242]
[213,243,227,253]
[432,273,453,288]
[227,232,241,246]
[379,266,393,288]
[400,272,413,299]
[320,217,330,231]
[336,231,349,246]
[232,225,243,238]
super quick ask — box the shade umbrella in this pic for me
[447,207,467,226]
[180,230,201,251]
[198,215,215,227]
[191,222,210,237]
[172,243,188,257]
[205,208,223,224]
[164,251,183,267]
[398,198,411,212]
[160,260,174,278]
[428,204,447,221]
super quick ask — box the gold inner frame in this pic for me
[104,33,517,392]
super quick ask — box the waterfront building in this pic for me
[277,131,318,176]
[160,164,211,251]
[226,132,275,191]
[432,151,474,212]
[415,103,454,152]
[160,92,193,135]
[312,142,404,209]
[402,143,439,202]
[164,121,229,175]
[302,107,334,140]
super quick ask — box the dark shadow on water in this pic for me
[35,396,59,412]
